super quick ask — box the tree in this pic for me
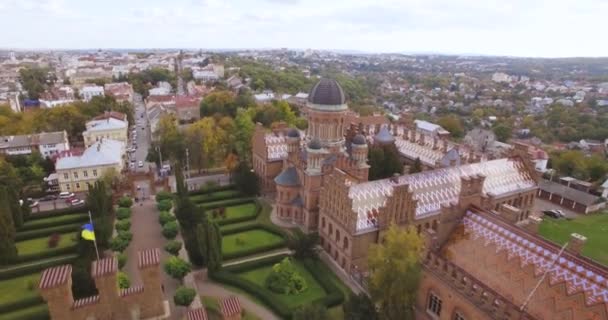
[206,221,222,272]
[275,100,297,126]
[266,257,308,295]
[437,115,464,138]
[368,144,403,180]
[199,91,236,117]
[493,124,512,142]
[292,303,328,320]
[174,286,197,306]
[86,181,113,247]
[223,153,239,182]
[0,187,17,264]
[164,256,191,280]
[343,293,378,320]
[233,108,255,162]
[117,272,130,289]
[288,232,319,259]
[409,158,422,174]
[19,66,51,100]
[232,161,259,195]
[7,188,23,228]
[156,114,184,161]
[368,224,424,320]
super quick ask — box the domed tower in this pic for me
[351,134,369,168]
[286,128,300,163]
[306,137,324,175]
[306,79,348,153]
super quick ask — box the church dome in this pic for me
[286,128,300,138]
[308,78,345,106]
[352,134,367,145]
[374,127,395,144]
[308,137,322,150]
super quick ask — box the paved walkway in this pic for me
[124,189,183,320]
[192,269,280,320]
[222,248,293,267]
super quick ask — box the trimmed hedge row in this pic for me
[15,223,82,241]
[0,254,78,280]
[187,184,236,196]
[221,223,288,260]
[1,303,49,320]
[198,197,256,210]
[18,215,88,232]
[0,295,43,314]
[302,259,344,308]
[213,201,261,226]
[189,190,244,204]
[28,206,89,220]
[14,245,78,264]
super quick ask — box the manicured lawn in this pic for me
[16,232,78,256]
[539,213,608,266]
[20,213,87,230]
[0,303,48,320]
[189,190,242,203]
[222,230,284,256]
[237,260,327,309]
[210,203,257,221]
[0,273,42,308]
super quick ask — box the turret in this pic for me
[306,138,324,174]
[351,134,368,168]
[286,128,300,163]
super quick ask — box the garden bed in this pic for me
[222,228,285,260]
[189,190,243,204]
[16,232,77,256]
[19,213,88,232]
[207,202,260,226]
[0,273,43,313]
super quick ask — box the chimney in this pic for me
[568,233,587,255]
[433,136,439,150]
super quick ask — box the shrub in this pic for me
[117,230,133,242]
[155,191,173,202]
[26,279,38,291]
[293,303,329,320]
[164,256,191,280]
[164,240,183,256]
[162,221,179,239]
[265,257,308,295]
[117,271,130,289]
[117,253,127,269]
[115,219,131,232]
[48,233,61,248]
[110,236,130,252]
[158,211,176,225]
[174,286,197,306]
[16,223,82,241]
[157,199,173,211]
[117,196,133,208]
[116,207,131,220]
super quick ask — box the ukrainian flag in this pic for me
[81,223,96,241]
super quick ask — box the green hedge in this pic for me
[116,207,131,220]
[155,191,174,202]
[213,200,261,226]
[0,303,49,320]
[199,197,256,210]
[27,206,89,220]
[15,223,82,241]
[0,295,43,314]
[220,221,287,238]
[221,223,288,260]
[189,190,244,204]
[213,255,344,319]
[187,184,236,196]
[0,254,78,280]
[18,215,88,232]
[13,245,78,264]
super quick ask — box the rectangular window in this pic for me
[427,293,442,317]
[83,171,88,178]
[63,173,69,180]
[454,312,465,320]
[76,183,80,189]
[93,170,97,177]
[74,172,78,179]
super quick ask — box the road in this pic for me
[127,93,153,174]
[533,198,579,218]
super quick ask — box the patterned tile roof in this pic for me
[39,265,72,289]
[220,296,242,317]
[349,158,536,232]
[462,211,608,306]
[92,257,118,278]
[264,131,306,161]
[120,285,144,297]
[72,295,100,309]
[187,308,209,320]
[138,248,161,268]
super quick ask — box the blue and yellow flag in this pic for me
[81,223,96,241]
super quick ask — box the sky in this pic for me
[0,0,607,57]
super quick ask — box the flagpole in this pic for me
[88,211,100,260]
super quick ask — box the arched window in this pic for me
[329,223,333,235]
[432,220,438,230]
[425,222,430,230]
[452,311,466,320]
[427,292,442,316]
[335,230,340,242]
[343,237,349,250]
[321,217,326,229]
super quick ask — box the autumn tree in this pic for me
[437,115,464,138]
[199,91,236,117]
[493,124,512,142]
[0,186,17,264]
[368,224,424,320]
[233,108,255,162]
[368,144,403,180]
[343,293,378,320]
[156,114,184,161]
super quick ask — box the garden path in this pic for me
[222,248,293,267]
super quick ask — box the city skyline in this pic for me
[1,0,608,58]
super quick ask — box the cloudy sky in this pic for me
[1,0,606,57]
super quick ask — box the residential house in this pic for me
[174,96,201,122]
[0,131,70,157]
[104,82,134,103]
[80,85,105,102]
[82,116,129,148]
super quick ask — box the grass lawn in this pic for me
[210,203,257,221]
[539,213,608,266]
[0,303,48,320]
[16,232,78,256]
[0,273,42,308]
[222,230,284,257]
[189,190,242,203]
[237,259,327,310]
[20,213,87,229]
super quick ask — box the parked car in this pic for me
[543,210,564,219]
[59,191,74,199]
[69,199,85,206]
[39,194,57,202]
[65,196,77,204]
[138,161,144,168]
[29,200,39,208]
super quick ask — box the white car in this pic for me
[59,192,75,199]
[69,199,85,206]
[138,161,144,168]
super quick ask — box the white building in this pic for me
[149,81,172,96]
[491,72,511,83]
[82,117,129,148]
[0,131,70,157]
[80,85,105,102]
[56,139,125,193]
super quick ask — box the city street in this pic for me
[128,93,153,174]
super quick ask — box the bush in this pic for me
[157,199,173,211]
[15,223,82,241]
[117,196,133,208]
[117,230,133,242]
[164,256,191,280]
[0,254,78,280]
[162,221,179,239]
[116,207,131,220]
[164,240,183,256]
[47,233,61,248]
[266,257,308,295]
[158,211,176,225]
[188,184,235,196]
[155,191,173,202]
[174,286,197,306]
[199,197,256,210]
[117,252,127,269]
[25,205,89,220]
[115,219,131,232]
[117,271,130,289]
[18,214,88,232]
[0,295,43,314]
[110,236,130,252]
[13,246,77,264]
